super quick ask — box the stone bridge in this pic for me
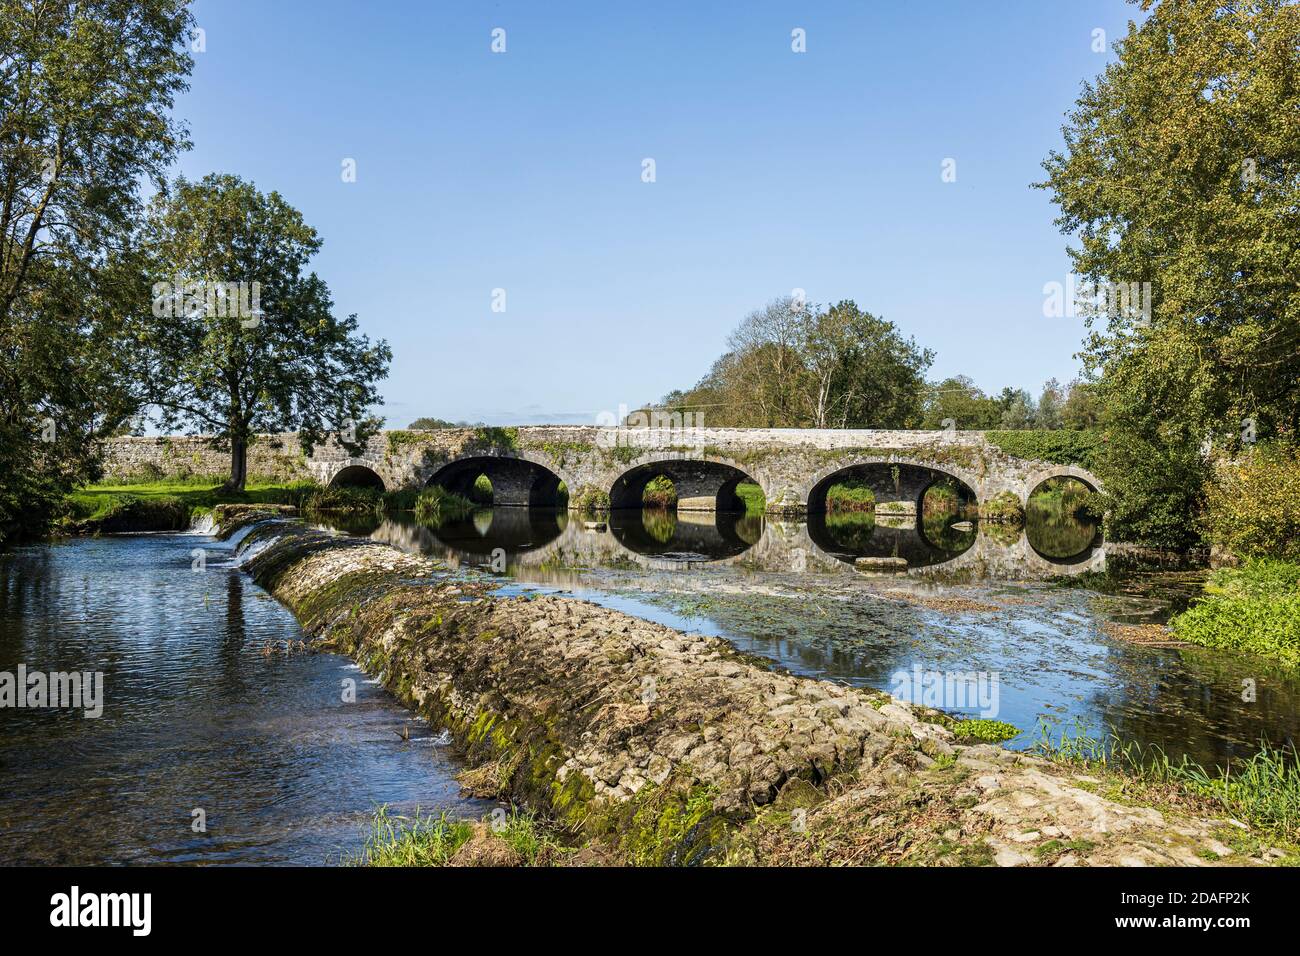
[305,425,1101,517]
[102,425,1102,517]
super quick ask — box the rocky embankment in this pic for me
[228,511,1288,867]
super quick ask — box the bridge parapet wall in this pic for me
[100,427,1102,513]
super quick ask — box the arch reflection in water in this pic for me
[420,507,567,557]
[807,511,977,569]
[1024,476,1103,563]
[608,509,763,561]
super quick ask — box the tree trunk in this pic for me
[225,436,248,491]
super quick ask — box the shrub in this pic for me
[825,481,875,513]
[413,486,475,523]
[643,475,676,508]
[1202,444,1300,561]
[951,719,1021,743]
[303,485,384,515]
[985,430,1102,469]
[978,490,1024,525]
[1171,560,1300,667]
[571,486,610,514]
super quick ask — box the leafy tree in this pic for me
[1039,0,1300,545]
[0,0,193,541]
[1035,378,1064,429]
[663,297,931,429]
[920,376,1003,430]
[1060,379,1102,430]
[141,174,391,490]
[997,388,1036,430]
[408,417,460,429]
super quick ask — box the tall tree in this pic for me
[0,0,193,541]
[1035,378,1064,429]
[1038,0,1300,545]
[921,375,1003,430]
[141,174,392,489]
[662,296,931,429]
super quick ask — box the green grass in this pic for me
[825,480,876,513]
[65,479,314,531]
[735,481,765,515]
[412,486,476,524]
[347,805,567,867]
[1170,560,1300,667]
[1035,721,1300,846]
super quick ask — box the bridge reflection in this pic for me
[326,500,1102,580]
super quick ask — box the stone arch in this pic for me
[1021,465,1104,504]
[327,461,386,490]
[424,451,575,509]
[803,456,982,515]
[608,453,765,512]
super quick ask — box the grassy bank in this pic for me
[65,478,483,534]
[825,480,875,513]
[64,479,314,533]
[1170,560,1300,667]
[1035,723,1300,855]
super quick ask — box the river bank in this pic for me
[224,507,1297,866]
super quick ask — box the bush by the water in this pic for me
[1171,561,1300,667]
[825,481,875,513]
[571,486,611,514]
[643,475,676,509]
[978,490,1024,525]
[1202,444,1300,562]
[303,485,385,515]
[413,486,475,523]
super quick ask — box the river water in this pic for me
[3,505,1298,864]
[330,505,1300,771]
[0,529,491,865]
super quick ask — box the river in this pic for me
[0,528,492,865]
[3,504,1298,864]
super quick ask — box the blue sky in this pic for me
[178,0,1139,426]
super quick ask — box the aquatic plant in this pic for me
[1034,721,1300,845]
[977,491,1024,525]
[1170,560,1300,667]
[949,719,1021,742]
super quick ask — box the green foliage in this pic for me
[350,806,472,866]
[734,481,765,515]
[950,719,1021,743]
[350,805,568,867]
[1038,0,1300,550]
[412,486,475,524]
[0,0,195,544]
[642,475,676,508]
[407,417,467,430]
[985,430,1102,469]
[303,485,384,516]
[661,297,932,428]
[1171,560,1300,667]
[570,486,611,514]
[140,173,392,489]
[1203,444,1300,560]
[825,481,875,513]
[472,426,519,450]
[978,491,1024,525]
